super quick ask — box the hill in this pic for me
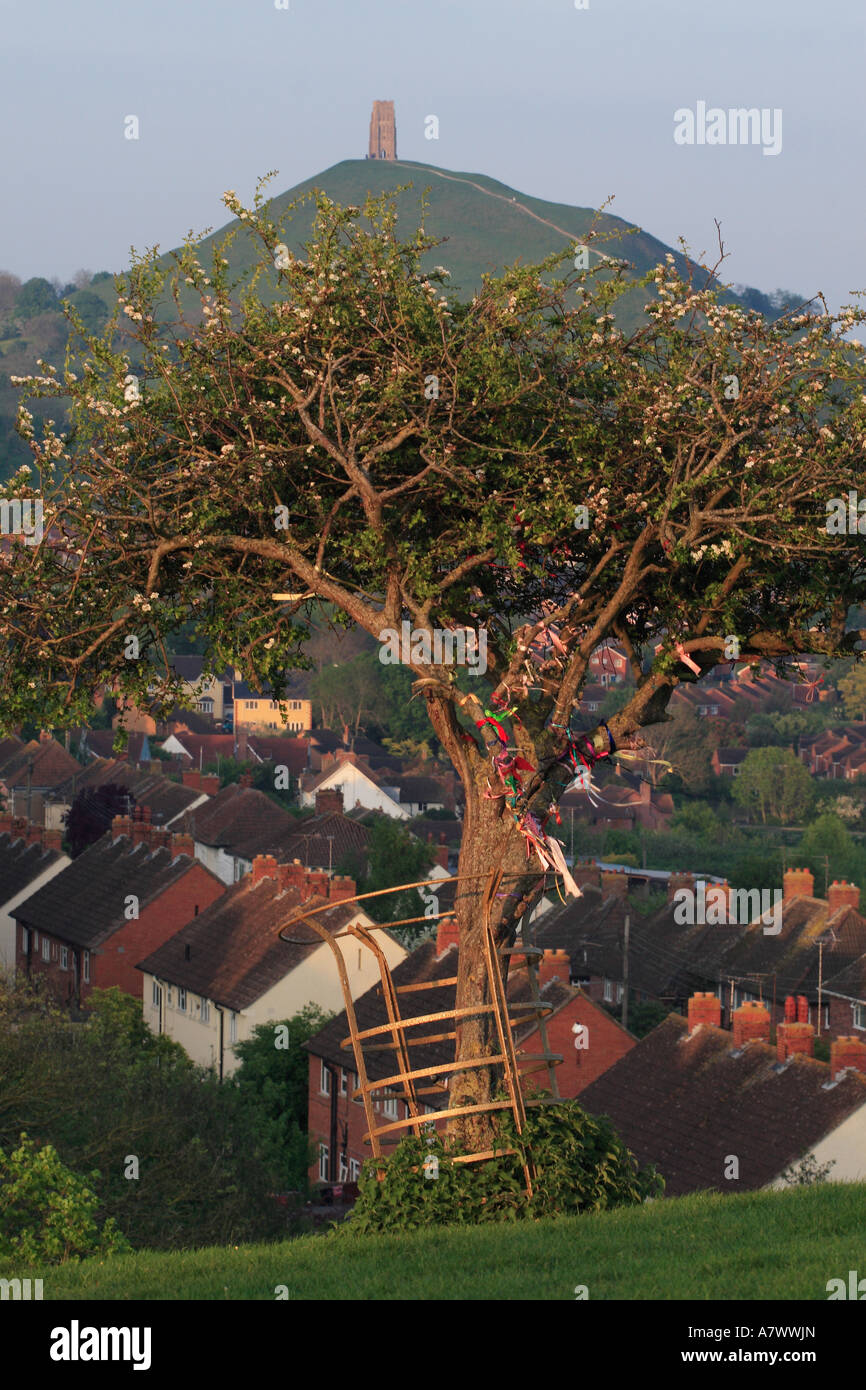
[0,160,800,480]
[15,1181,866,1301]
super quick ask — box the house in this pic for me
[390,776,446,817]
[237,788,370,875]
[560,777,673,832]
[713,868,866,1033]
[164,655,237,725]
[0,736,81,824]
[12,819,226,1006]
[183,782,296,885]
[579,997,866,1195]
[233,679,312,734]
[711,747,749,777]
[300,757,411,819]
[42,759,210,833]
[302,915,636,1185]
[0,821,69,970]
[136,855,406,1077]
[587,642,629,686]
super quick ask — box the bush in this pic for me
[0,1133,130,1263]
[342,1099,662,1233]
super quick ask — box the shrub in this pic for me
[0,1133,130,1263]
[342,1099,662,1233]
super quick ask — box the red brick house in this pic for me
[302,917,636,1186]
[12,817,226,1006]
[580,997,866,1195]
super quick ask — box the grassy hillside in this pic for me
[1,159,799,481]
[18,1182,866,1301]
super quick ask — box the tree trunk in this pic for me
[447,781,541,1151]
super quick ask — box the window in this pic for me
[340,1069,348,1096]
[320,1060,332,1096]
[165,986,172,1006]
[42,936,50,962]
[732,766,740,776]
[349,1158,361,1182]
[339,1152,348,1181]
[197,698,214,714]
[83,950,90,983]
[603,978,613,1002]
[32,931,38,950]
[318,1144,329,1182]
[21,927,30,953]
[152,980,162,1009]
[383,1093,400,1121]
[616,983,624,1004]
[177,987,187,1013]
[200,998,210,1024]
[229,1011,238,1043]
[60,946,69,971]
[853,1004,866,1030]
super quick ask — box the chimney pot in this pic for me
[688,991,722,1031]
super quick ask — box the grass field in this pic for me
[13,1182,866,1301]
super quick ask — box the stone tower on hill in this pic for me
[367,100,396,159]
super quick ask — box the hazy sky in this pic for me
[2,0,862,309]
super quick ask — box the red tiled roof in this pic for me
[189,783,293,854]
[135,878,363,1010]
[580,1014,866,1194]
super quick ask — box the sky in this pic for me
[1,0,863,310]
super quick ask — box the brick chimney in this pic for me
[783,867,815,902]
[688,992,722,1030]
[315,788,344,816]
[11,817,28,842]
[828,880,861,914]
[111,814,133,840]
[328,874,357,904]
[784,995,797,1021]
[830,1035,866,1080]
[435,833,449,872]
[149,827,171,851]
[777,1020,814,1061]
[238,772,254,789]
[436,915,459,958]
[200,773,220,796]
[797,995,809,1024]
[236,726,248,761]
[130,807,151,847]
[639,780,651,803]
[668,872,695,903]
[43,828,63,852]
[732,1000,771,1047]
[537,948,571,988]
[170,833,196,862]
[182,771,201,790]
[704,882,731,921]
[572,860,601,891]
[251,854,278,884]
[0,812,13,835]
[600,868,629,899]
[24,824,43,847]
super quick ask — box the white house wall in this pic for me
[141,914,407,1076]
[301,766,409,819]
[1,855,71,970]
[767,1101,866,1188]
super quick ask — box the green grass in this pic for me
[12,1182,866,1301]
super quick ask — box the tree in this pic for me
[230,1004,332,1191]
[63,782,136,857]
[732,746,814,824]
[0,1133,130,1263]
[337,814,435,934]
[13,276,57,320]
[0,271,22,319]
[67,290,109,336]
[4,183,866,1152]
[839,666,866,720]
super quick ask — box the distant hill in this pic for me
[0,159,801,480]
